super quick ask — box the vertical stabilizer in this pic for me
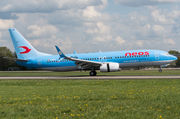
[9,28,49,59]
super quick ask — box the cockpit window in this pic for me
[163,53,170,56]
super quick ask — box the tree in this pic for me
[12,52,29,70]
[168,50,180,67]
[0,47,15,70]
[168,50,179,55]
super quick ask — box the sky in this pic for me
[1,0,180,55]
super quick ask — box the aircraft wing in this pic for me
[65,57,102,69]
[55,46,102,69]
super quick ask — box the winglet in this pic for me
[55,46,66,58]
[73,51,77,54]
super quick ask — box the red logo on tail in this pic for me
[18,46,31,54]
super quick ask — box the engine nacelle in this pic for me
[100,63,121,72]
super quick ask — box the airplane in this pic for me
[5,28,178,76]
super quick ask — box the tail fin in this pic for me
[9,28,50,59]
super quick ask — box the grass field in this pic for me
[0,69,180,76]
[0,79,180,119]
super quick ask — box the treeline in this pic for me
[0,47,28,71]
[0,47,180,71]
[168,50,180,67]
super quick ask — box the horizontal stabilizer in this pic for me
[3,57,28,62]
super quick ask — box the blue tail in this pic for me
[9,28,50,59]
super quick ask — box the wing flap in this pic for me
[66,57,102,65]
[65,57,102,68]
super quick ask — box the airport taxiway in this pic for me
[0,75,180,80]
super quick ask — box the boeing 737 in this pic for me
[5,28,178,76]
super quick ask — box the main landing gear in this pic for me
[90,70,97,76]
[159,67,162,73]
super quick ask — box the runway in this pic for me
[0,75,180,80]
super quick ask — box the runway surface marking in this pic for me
[0,76,180,79]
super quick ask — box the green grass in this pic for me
[0,79,180,118]
[0,69,180,76]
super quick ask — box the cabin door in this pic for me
[38,59,42,67]
[155,52,159,60]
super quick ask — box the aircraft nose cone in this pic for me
[171,55,178,61]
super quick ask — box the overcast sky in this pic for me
[1,0,180,54]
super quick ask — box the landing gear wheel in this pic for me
[90,71,97,76]
[159,69,162,73]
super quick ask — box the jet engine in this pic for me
[100,63,121,72]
